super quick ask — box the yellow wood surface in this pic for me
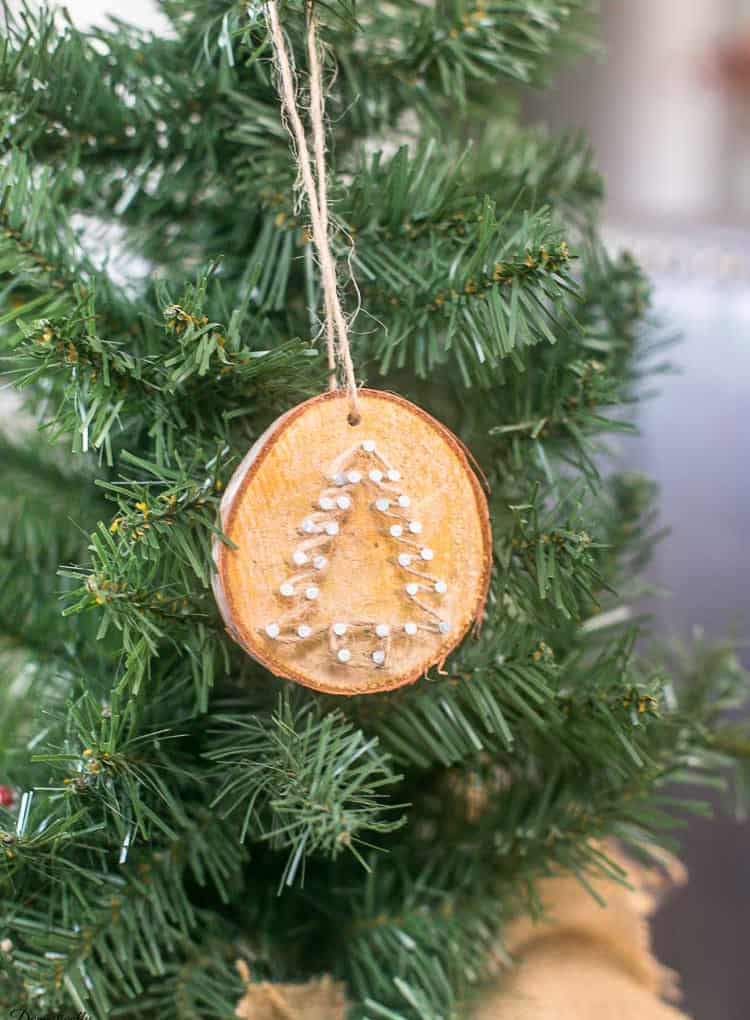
[213,389,491,695]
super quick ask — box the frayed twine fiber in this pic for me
[265,0,361,425]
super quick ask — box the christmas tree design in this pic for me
[260,438,450,669]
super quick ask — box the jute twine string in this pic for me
[265,0,361,425]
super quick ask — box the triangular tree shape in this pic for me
[261,438,450,670]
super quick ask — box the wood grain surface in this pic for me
[212,389,492,695]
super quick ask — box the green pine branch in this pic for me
[207,693,405,887]
[2,806,247,1017]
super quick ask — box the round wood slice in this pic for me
[212,389,492,695]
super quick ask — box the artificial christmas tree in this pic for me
[0,2,748,1018]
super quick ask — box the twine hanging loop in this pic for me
[265,0,361,425]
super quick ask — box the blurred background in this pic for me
[15,1,750,1017]
[527,6,750,1018]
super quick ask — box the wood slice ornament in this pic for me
[213,390,491,695]
[213,5,491,693]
